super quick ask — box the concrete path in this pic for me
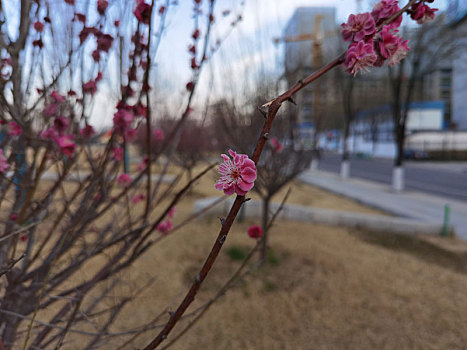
[194,197,448,236]
[299,169,467,240]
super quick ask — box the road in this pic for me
[317,153,467,202]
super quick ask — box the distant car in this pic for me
[403,149,429,160]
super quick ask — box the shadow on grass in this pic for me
[351,229,467,275]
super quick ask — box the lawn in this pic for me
[60,166,467,349]
[9,164,467,349]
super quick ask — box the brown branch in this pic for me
[142,1,420,346]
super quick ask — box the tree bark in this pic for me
[260,196,270,262]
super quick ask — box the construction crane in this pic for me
[273,14,338,149]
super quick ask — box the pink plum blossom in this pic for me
[371,0,402,28]
[51,91,65,102]
[270,137,283,153]
[53,116,70,134]
[41,128,59,141]
[215,149,257,196]
[117,173,132,186]
[341,12,376,42]
[410,2,438,24]
[113,109,134,132]
[137,156,148,171]
[83,80,97,95]
[344,41,377,76]
[167,206,176,218]
[96,33,113,52]
[97,0,109,15]
[376,26,410,66]
[112,147,123,161]
[132,193,146,204]
[134,0,152,24]
[125,128,137,142]
[44,103,58,116]
[153,128,164,141]
[157,219,173,235]
[247,225,263,239]
[0,149,9,173]
[9,121,22,136]
[34,21,45,32]
[57,135,76,156]
[80,124,95,138]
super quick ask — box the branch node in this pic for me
[257,106,267,118]
[263,133,269,139]
[162,334,167,340]
[217,217,225,226]
[218,235,227,245]
[286,96,296,105]
[195,274,201,283]
[168,311,174,317]
[243,197,251,203]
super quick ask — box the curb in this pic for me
[193,197,451,236]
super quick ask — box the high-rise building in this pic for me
[447,0,467,129]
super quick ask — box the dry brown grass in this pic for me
[9,164,467,349]
[87,218,467,350]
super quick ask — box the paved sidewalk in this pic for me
[299,169,467,240]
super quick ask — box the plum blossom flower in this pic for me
[137,156,148,171]
[34,21,45,32]
[132,193,146,204]
[112,147,124,161]
[41,128,59,141]
[153,128,164,141]
[57,135,76,156]
[376,26,410,66]
[215,149,257,196]
[96,33,113,52]
[117,173,132,186]
[51,91,66,103]
[53,116,69,134]
[344,41,377,76]
[371,0,402,28]
[44,103,58,116]
[0,149,9,173]
[80,124,95,138]
[341,12,376,42]
[157,219,173,235]
[9,121,22,136]
[113,109,134,132]
[167,206,176,218]
[410,2,438,24]
[83,80,97,95]
[97,0,109,15]
[247,225,263,239]
[270,137,283,153]
[134,0,152,24]
[125,128,137,142]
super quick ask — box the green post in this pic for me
[442,204,451,236]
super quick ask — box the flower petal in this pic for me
[241,166,257,183]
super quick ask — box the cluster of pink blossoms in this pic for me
[342,0,437,75]
[157,207,176,235]
[215,149,257,196]
[40,91,90,157]
[0,149,9,173]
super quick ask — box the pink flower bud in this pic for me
[247,225,263,239]
[9,121,22,136]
